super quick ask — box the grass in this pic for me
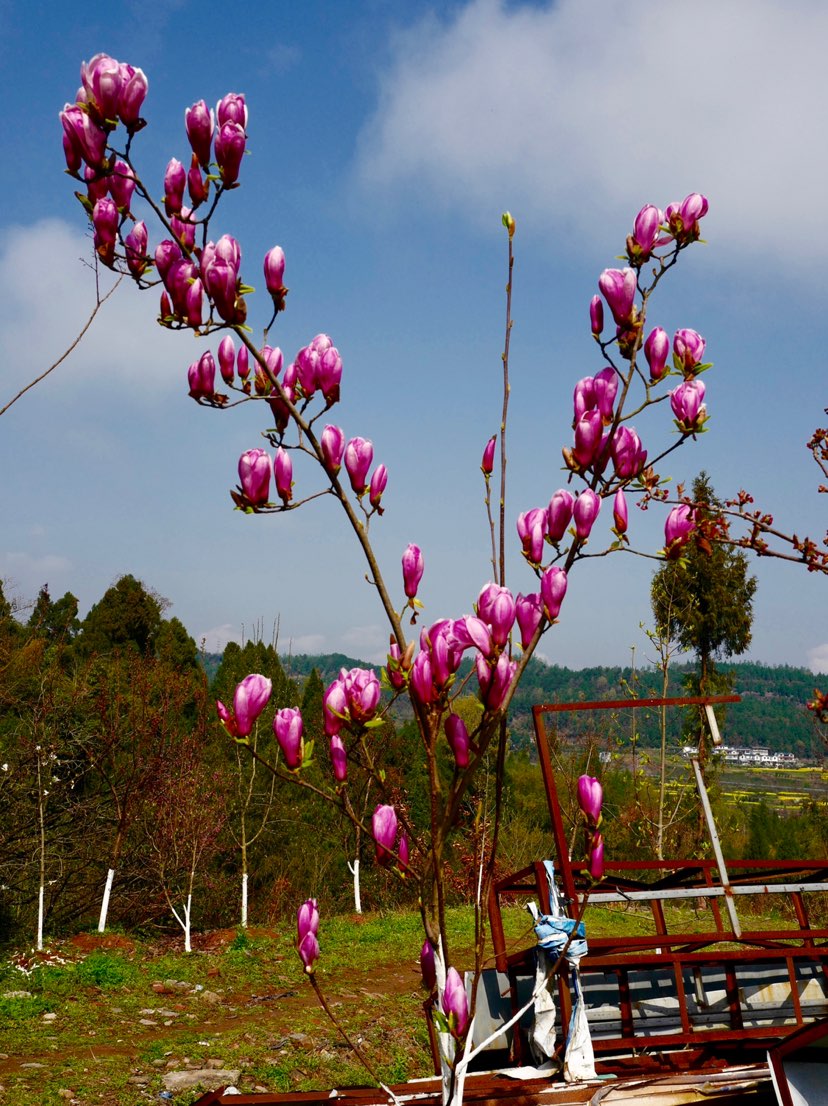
[0,899,806,1105]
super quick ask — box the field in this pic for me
[1,898,788,1106]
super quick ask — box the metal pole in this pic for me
[690,756,741,938]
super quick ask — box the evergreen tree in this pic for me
[651,473,757,700]
[27,585,80,643]
[76,575,165,658]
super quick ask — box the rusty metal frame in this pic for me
[484,695,828,1072]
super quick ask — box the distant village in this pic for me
[682,744,801,767]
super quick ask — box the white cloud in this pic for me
[287,633,328,655]
[0,218,192,403]
[358,0,828,264]
[199,623,243,654]
[808,643,828,675]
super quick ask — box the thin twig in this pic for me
[0,278,123,417]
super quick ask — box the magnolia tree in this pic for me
[58,53,822,1099]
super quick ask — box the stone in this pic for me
[2,991,32,999]
[200,990,221,1005]
[163,1069,241,1093]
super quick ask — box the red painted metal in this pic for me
[484,695,828,1072]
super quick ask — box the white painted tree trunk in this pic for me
[37,884,44,952]
[347,858,362,913]
[98,868,115,933]
[241,872,248,928]
[171,891,193,953]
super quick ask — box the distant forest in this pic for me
[204,652,825,760]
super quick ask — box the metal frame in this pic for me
[486,696,828,1072]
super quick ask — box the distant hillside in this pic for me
[199,652,825,760]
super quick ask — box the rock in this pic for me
[42,1012,57,1022]
[127,1075,149,1085]
[163,1069,241,1093]
[200,990,221,1005]
[2,990,32,999]
[138,1018,158,1027]
[20,1063,46,1069]
[166,978,191,992]
[206,1058,225,1069]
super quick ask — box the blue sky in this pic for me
[1,0,826,674]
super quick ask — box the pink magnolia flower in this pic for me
[320,424,345,475]
[410,649,437,704]
[398,833,410,872]
[154,238,182,283]
[665,504,696,556]
[117,63,148,128]
[188,155,209,208]
[237,345,250,381]
[442,967,470,1037]
[420,940,437,991]
[476,651,516,711]
[540,566,567,621]
[317,345,342,405]
[217,336,236,384]
[573,488,601,540]
[515,592,543,649]
[372,804,398,865]
[298,930,319,974]
[644,327,670,381]
[216,92,248,130]
[124,221,148,278]
[341,667,381,723]
[215,120,246,185]
[610,425,647,479]
[547,489,575,544]
[670,378,707,432]
[329,734,347,782]
[264,246,286,296]
[344,437,373,494]
[593,367,619,423]
[402,543,424,599]
[613,487,628,535]
[238,447,271,505]
[297,898,319,973]
[60,104,108,170]
[598,267,637,325]
[630,203,663,261]
[233,673,273,737]
[517,508,547,564]
[185,99,214,167]
[573,376,596,421]
[577,774,603,824]
[673,328,706,374]
[323,678,347,736]
[80,53,122,121]
[109,159,135,211]
[274,447,293,505]
[445,713,470,769]
[588,833,605,881]
[589,295,604,337]
[481,435,496,475]
[666,193,709,241]
[573,409,604,469]
[163,158,186,217]
[477,583,516,646]
[369,464,388,510]
[274,707,304,769]
[188,351,216,400]
[92,198,118,267]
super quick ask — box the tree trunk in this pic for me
[98,868,116,933]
